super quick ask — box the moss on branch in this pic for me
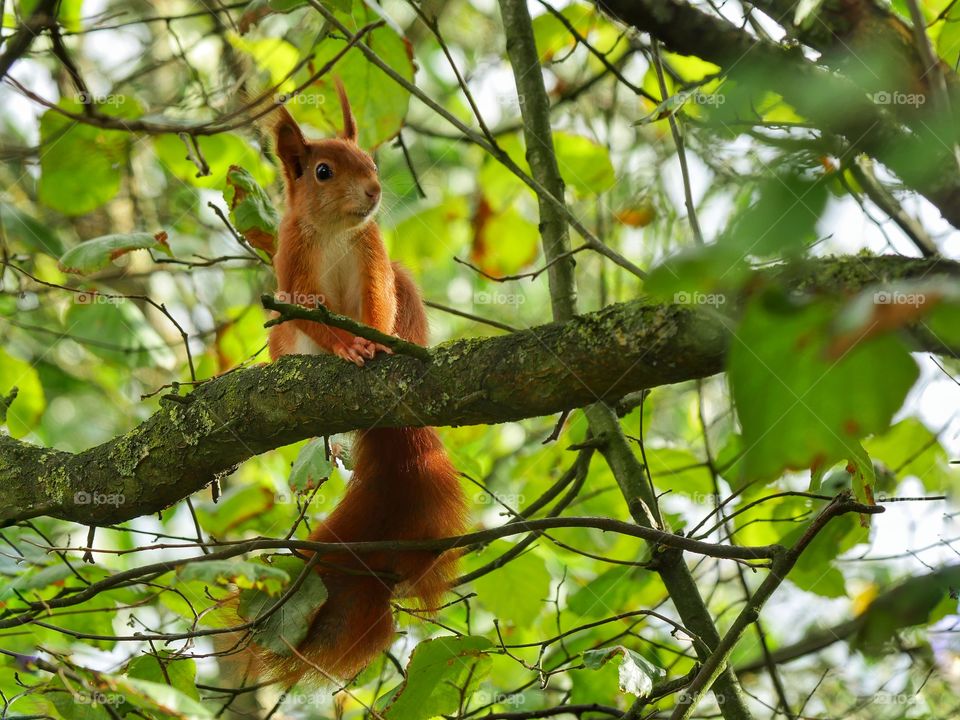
[0,255,956,526]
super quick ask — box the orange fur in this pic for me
[261,87,466,685]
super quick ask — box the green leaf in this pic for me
[729,292,918,483]
[154,132,273,190]
[125,655,199,701]
[224,165,279,255]
[0,563,73,603]
[475,204,540,276]
[20,0,83,31]
[846,441,877,510]
[474,551,550,627]
[554,132,616,194]
[865,418,958,493]
[386,196,470,266]
[228,35,300,87]
[194,484,288,536]
[238,0,350,32]
[237,568,328,655]
[112,677,213,719]
[38,100,137,216]
[938,5,960,67]
[643,243,748,303]
[215,306,270,369]
[854,565,960,653]
[63,296,177,368]
[0,348,45,438]
[58,232,171,275]
[0,201,64,256]
[732,485,815,547]
[567,566,654,618]
[723,171,829,257]
[53,597,118,652]
[289,438,334,492]
[582,646,665,698]
[290,15,413,148]
[636,87,711,126]
[645,447,713,498]
[379,636,492,720]
[48,682,117,720]
[532,3,596,61]
[784,511,867,597]
[178,560,290,592]
[662,52,721,83]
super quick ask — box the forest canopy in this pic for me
[0,1,959,719]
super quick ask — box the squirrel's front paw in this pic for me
[350,336,392,360]
[333,341,367,366]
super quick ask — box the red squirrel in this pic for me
[260,82,467,684]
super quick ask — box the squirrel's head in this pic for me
[272,80,381,234]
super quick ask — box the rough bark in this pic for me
[0,255,956,526]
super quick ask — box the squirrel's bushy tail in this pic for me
[250,262,464,686]
[260,425,466,685]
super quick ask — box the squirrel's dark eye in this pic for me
[315,163,333,181]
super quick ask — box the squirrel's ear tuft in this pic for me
[335,77,358,143]
[273,105,308,181]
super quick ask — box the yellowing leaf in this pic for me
[59,232,171,275]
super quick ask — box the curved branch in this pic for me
[0,255,956,525]
[1,516,782,633]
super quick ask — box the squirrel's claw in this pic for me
[351,336,394,360]
[334,342,366,366]
[351,336,377,359]
[336,337,391,364]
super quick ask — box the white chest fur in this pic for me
[315,230,364,321]
[287,223,369,357]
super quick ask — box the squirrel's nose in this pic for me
[364,182,381,200]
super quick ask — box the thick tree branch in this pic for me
[0,255,956,526]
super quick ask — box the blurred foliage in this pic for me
[0,0,959,719]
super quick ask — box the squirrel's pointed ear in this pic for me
[335,77,358,143]
[273,105,308,181]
